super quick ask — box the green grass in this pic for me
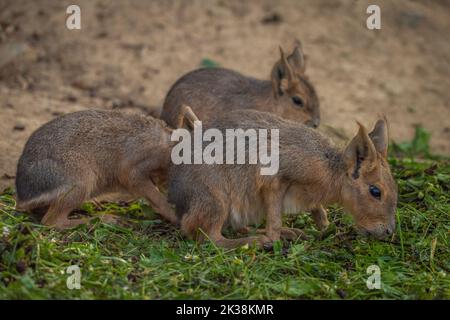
[200,58,220,69]
[1,156,448,299]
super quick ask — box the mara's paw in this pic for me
[280,227,308,241]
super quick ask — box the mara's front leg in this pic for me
[262,182,288,241]
[311,205,329,231]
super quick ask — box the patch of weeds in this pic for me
[200,58,220,68]
[391,125,436,159]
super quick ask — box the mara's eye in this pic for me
[292,96,304,108]
[369,185,381,200]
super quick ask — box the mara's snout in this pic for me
[358,223,395,240]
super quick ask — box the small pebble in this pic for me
[13,123,25,131]
[65,94,78,102]
[261,13,283,25]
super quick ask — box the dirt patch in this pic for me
[1,0,449,190]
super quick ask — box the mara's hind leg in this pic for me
[41,186,117,230]
[311,205,329,231]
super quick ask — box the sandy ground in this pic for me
[0,0,449,190]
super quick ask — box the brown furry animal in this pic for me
[168,110,397,248]
[160,42,320,129]
[15,106,198,229]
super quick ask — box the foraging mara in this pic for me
[15,106,198,229]
[169,110,397,248]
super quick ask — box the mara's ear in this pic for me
[368,116,389,158]
[344,122,378,179]
[287,41,306,74]
[271,46,295,98]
